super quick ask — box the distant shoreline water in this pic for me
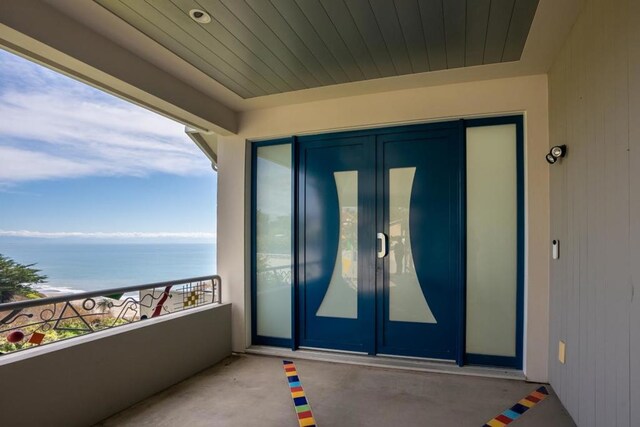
[0,241,216,294]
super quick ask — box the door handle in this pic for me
[377,232,388,258]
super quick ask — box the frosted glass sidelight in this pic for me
[466,124,518,357]
[388,167,437,323]
[255,144,292,339]
[316,171,358,319]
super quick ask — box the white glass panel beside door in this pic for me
[255,144,292,339]
[466,124,518,357]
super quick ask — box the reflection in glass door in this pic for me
[252,142,293,346]
[316,171,359,319]
[388,167,438,324]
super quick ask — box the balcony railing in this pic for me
[0,275,221,355]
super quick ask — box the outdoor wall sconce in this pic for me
[546,145,567,164]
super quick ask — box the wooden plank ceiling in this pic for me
[95,0,540,99]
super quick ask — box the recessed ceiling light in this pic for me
[189,9,211,24]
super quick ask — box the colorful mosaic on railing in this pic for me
[0,276,220,355]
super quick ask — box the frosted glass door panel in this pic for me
[316,171,358,319]
[255,144,292,339]
[466,124,517,357]
[388,167,437,323]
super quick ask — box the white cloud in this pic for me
[0,146,99,181]
[0,50,212,184]
[0,229,216,239]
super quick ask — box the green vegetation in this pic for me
[0,317,131,353]
[0,255,135,355]
[0,320,88,353]
[0,254,47,303]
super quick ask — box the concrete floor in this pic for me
[97,355,575,427]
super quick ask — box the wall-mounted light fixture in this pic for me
[545,145,567,164]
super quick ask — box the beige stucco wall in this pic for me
[218,74,550,382]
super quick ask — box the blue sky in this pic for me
[0,49,216,243]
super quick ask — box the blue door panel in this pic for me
[297,125,463,359]
[377,130,462,359]
[297,136,375,352]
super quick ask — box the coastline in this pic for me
[0,241,216,296]
[33,284,85,297]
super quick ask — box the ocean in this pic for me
[0,241,216,294]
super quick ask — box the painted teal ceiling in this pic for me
[95,0,540,99]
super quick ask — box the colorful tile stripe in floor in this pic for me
[483,386,549,426]
[283,360,317,427]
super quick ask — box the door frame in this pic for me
[250,137,296,349]
[296,135,377,354]
[373,124,465,363]
[463,116,525,369]
[250,116,525,369]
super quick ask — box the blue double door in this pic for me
[297,124,463,360]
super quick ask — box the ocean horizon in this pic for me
[0,240,216,294]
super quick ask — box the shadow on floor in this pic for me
[97,354,575,427]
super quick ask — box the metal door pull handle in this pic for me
[377,232,387,258]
